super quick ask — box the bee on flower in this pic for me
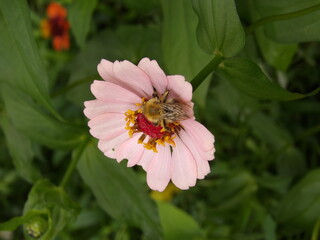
[84,58,215,192]
[41,2,70,51]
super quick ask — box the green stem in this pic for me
[191,54,223,91]
[246,3,320,34]
[59,136,90,188]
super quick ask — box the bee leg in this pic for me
[152,88,160,99]
[161,90,170,103]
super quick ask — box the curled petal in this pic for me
[167,75,192,102]
[181,119,215,154]
[113,60,154,98]
[98,132,130,158]
[179,129,211,179]
[138,58,168,95]
[115,133,145,166]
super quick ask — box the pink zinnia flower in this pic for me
[84,58,215,192]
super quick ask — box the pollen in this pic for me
[124,99,181,152]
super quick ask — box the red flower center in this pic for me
[136,113,164,139]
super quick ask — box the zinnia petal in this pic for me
[138,58,168,95]
[84,100,137,119]
[167,75,192,102]
[90,80,141,103]
[113,60,154,98]
[146,145,171,192]
[171,137,197,190]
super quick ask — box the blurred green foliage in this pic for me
[0,0,320,239]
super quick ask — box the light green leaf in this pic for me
[157,201,203,240]
[0,0,58,117]
[255,27,297,71]
[23,179,79,240]
[162,0,212,107]
[277,169,320,229]
[253,0,320,43]
[77,142,162,239]
[69,0,97,49]
[0,114,41,183]
[217,58,320,100]
[192,0,245,57]
[1,84,83,149]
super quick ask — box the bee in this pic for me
[142,90,192,130]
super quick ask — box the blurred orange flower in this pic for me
[41,2,70,51]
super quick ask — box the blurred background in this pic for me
[0,0,319,239]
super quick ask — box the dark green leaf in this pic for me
[77,142,162,239]
[161,0,212,107]
[253,0,320,43]
[123,0,159,13]
[23,179,79,240]
[1,84,84,149]
[0,0,58,117]
[69,0,97,49]
[0,114,41,183]
[192,0,245,57]
[217,58,320,100]
[277,169,320,229]
[157,201,203,240]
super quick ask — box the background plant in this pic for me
[0,0,319,239]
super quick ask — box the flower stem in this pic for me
[191,54,224,92]
[59,136,89,189]
[246,3,320,34]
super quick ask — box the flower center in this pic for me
[124,98,180,152]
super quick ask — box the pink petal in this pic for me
[181,119,215,153]
[146,145,171,192]
[171,137,197,190]
[167,75,192,102]
[138,58,168,95]
[88,113,126,140]
[179,129,211,179]
[90,80,141,103]
[113,60,154,98]
[97,59,116,83]
[97,132,130,158]
[84,100,137,119]
[137,141,156,171]
[115,133,145,166]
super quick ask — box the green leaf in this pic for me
[77,142,162,239]
[253,0,320,43]
[157,201,203,240]
[192,0,245,57]
[1,84,84,149]
[123,0,159,13]
[217,58,320,100]
[23,179,79,240]
[161,0,212,107]
[0,114,41,183]
[69,0,97,49]
[0,0,59,118]
[249,1,298,70]
[277,169,320,229]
